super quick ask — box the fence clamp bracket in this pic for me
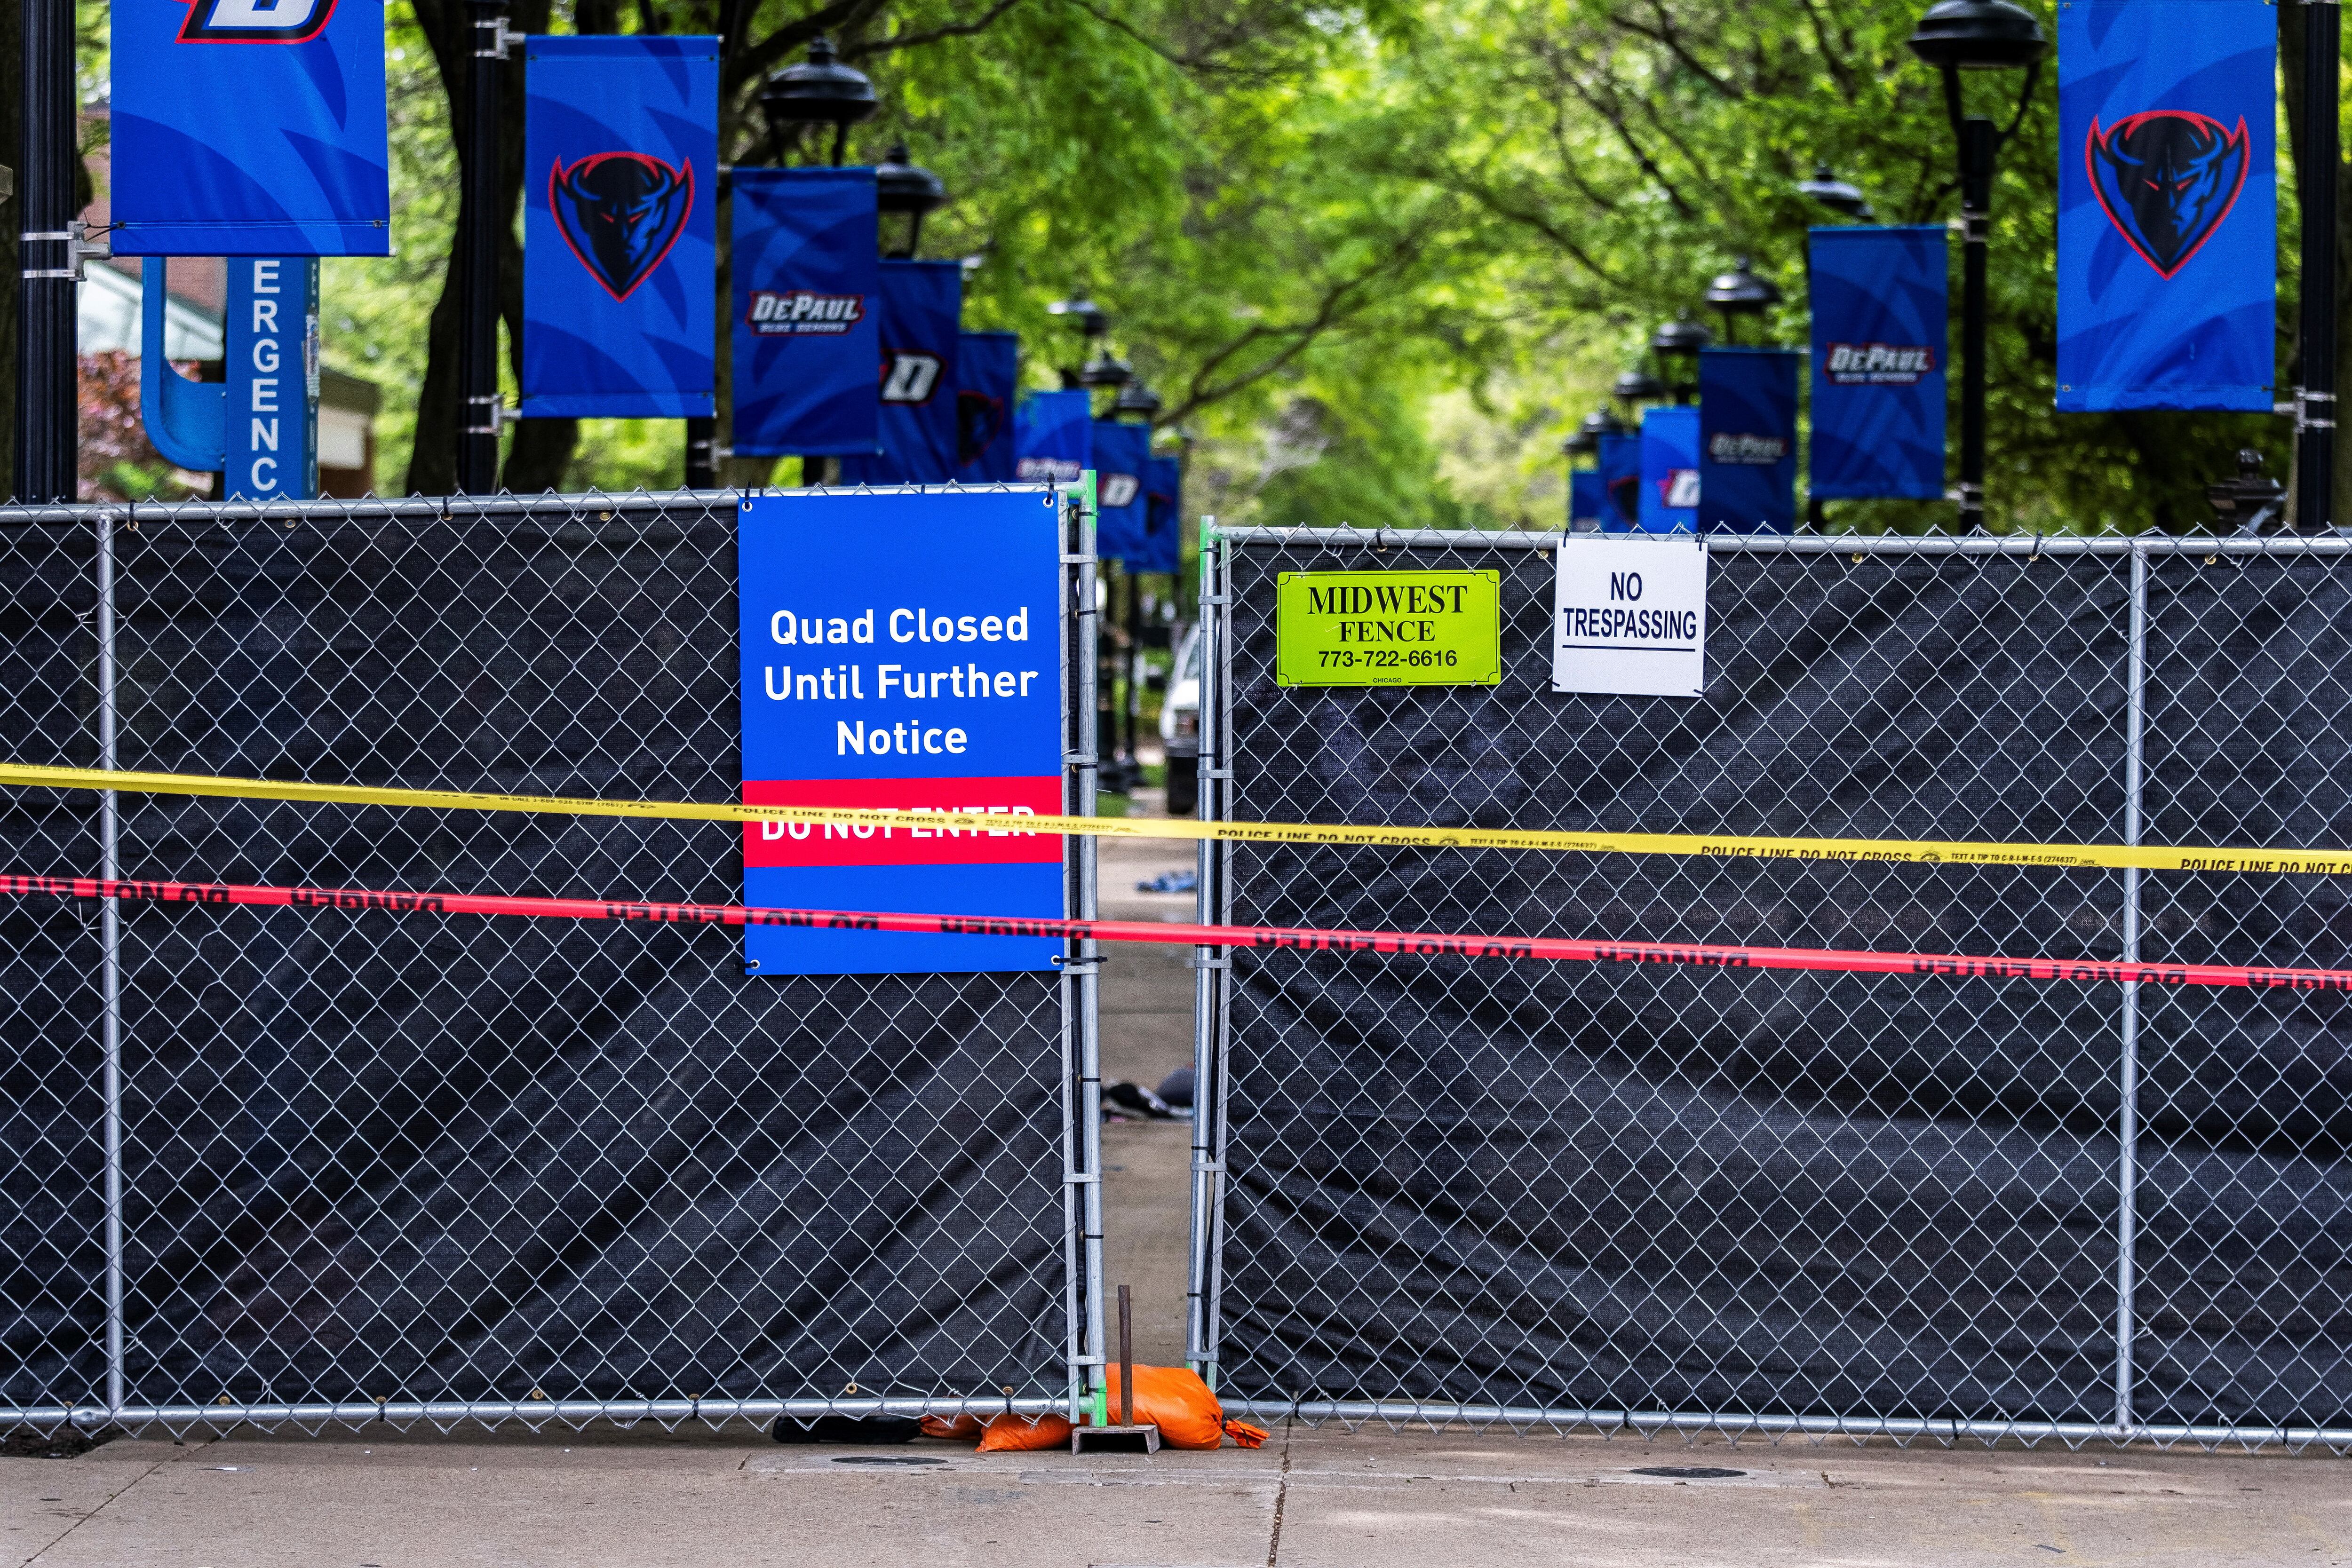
[1186,956,1231,970]
[466,395,517,436]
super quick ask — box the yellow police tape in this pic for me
[3,761,2348,877]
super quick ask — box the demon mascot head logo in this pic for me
[549,152,694,302]
[2086,111,2249,280]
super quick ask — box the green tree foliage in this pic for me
[80,0,2320,528]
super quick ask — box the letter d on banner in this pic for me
[2057,0,2275,411]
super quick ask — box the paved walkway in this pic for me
[5,1420,2345,1567]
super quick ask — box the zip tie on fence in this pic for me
[4,761,2352,878]
[5,871,2350,993]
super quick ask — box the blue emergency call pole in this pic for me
[142,257,321,500]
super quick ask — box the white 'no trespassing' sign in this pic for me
[1550,536,1708,698]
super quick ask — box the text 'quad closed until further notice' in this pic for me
[1551,536,1707,697]
[739,487,1067,974]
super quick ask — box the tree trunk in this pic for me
[403,0,552,496]
[2279,10,2352,525]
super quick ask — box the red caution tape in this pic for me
[8,871,2351,993]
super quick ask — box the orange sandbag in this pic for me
[918,1413,984,1440]
[1099,1364,1233,1450]
[977,1412,1075,1452]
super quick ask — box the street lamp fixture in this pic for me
[875,142,948,259]
[1704,257,1781,345]
[1612,368,1668,410]
[1650,312,1712,403]
[1797,163,1874,221]
[1112,380,1162,420]
[1562,406,1626,459]
[759,36,878,166]
[1907,0,2047,531]
[1048,296,1111,338]
[1077,350,1134,390]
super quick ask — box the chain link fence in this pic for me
[0,489,1096,1434]
[1186,526,2352,1448]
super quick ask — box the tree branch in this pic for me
[845,0,1027,58]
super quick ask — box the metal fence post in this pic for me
[1073,479,1107,1421]
[2114,540,2148,1436]
[95,507,125,1418]
[1184,523,1224,1383]
[1195,529,1236,1390]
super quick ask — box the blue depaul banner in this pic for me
[1139,455,1184,576]
[1698,348,1799,534]
[739,488,1068,975]
[1809,226,1948,499]
[520,36,717,420]
[732,167,880,456]
[840,261,965,485]
[1569,469,1602,528]
[956,332,1020,483]
[2057,0,2275,411]
[111,0,390,254]
[1014,391,1092,483]
[1091,422,1152,565]
[1597,432,1641,532]
[1637,406,1700,532]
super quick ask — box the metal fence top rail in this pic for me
[0,482,1068,528]
[1211,524,2352,556]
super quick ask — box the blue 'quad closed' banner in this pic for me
[2057,0,2274,411]
[732,167,880,456]
[957,332,1020,483]
[1014,391,1092,483]
[1139,455,1184,575]
[1637,406,1700,532]
[112,0,390,254]
[520,35,717,420]
[739,488,1067,974]
[1809,226,1948,499]
[1091,422,1151,565]
[840,261,965,485]
[1597,432,1640,532]
[1698,348,1799,533]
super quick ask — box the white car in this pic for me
[1159,624,1201,815]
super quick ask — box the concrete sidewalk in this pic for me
[5,1420,2346,1568]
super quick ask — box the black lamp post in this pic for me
[2296,3,2340,529]
[456,0,522,494]
[1797,163,1875,221]
[758,36,877,166]
[875,143,948,259]
[1704,256,1781,345]
[1650,313,1713,403]
[1106,377,1161,792]
[1908,0,2047,532]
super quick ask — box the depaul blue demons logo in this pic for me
[548,151,693,302]
[2086,111,2250,279]
[178,0,334,42]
